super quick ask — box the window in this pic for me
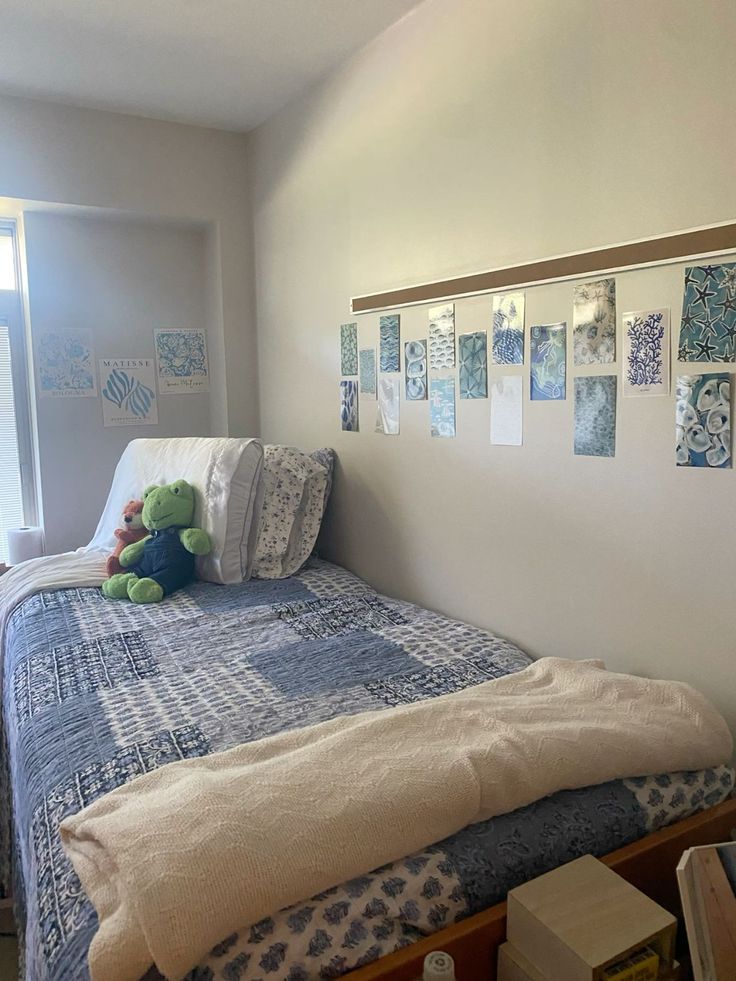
[0,223,35,563]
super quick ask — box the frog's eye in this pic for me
[173,487,180,495]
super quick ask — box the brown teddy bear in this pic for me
[106,500,147,576]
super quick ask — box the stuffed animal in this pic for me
[101,479,210,604]
[106,499,147,577]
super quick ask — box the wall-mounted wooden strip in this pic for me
[351,221,736,314]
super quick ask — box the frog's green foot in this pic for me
[127,577,164,604]
[102,573,138,600]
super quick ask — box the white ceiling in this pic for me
[0,0,421,132]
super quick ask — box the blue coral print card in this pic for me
[622,308,670,397]
[154,329,209,393]
[676,373,731,468]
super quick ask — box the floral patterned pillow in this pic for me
[252,446,334,579]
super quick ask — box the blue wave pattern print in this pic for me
[379,315,400,373]
[102,369,155,418]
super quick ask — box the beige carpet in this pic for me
[0,935,18,980]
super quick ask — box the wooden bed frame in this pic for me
[351,797,736,981]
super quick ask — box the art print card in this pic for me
[573,278,616,365]
[340,322,358,376]
[574,375,617,457]
[678,264,736,362]
[359,348,377,398]
[404,339,428,400]
[428,303,455,371]
[458,331,488,399]
[622,308,670,397]
[490,375,523,446]
[530,323,566,400]
[492,291,525,365]
[340,379,359,431]
[100,358,157,427]
[154,329,209,393]
[379,314,400,373]
[37,328,97,398]
[430,376,456,437]
[675,373,731,468]
[375,376,400,435]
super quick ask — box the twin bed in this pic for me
[0,439,733,981]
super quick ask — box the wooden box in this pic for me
[497,942,549,981]
[506,855,676,981]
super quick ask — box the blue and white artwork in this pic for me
[678,264,736,362]
[573,278,616,366]
[340,379,359,431]
[100,358,158,427]
[676,373,731,468]
[430,376,456,438]
[379,314,400,373]
[623,309,670,397]
[37,328,97,398]
[404,339,428,400]
[492,292,525,365]
[375,376,400,435]
[458,331,488,399]
[574,376,617,457]
[340,323,358,376]
[428,304,455,371]
[359,348,377,398]
[530,323,566,400]
[154,329,209,393]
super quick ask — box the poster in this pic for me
[430,376,456,437]
[678,264,736,362]
[37,329,97,398]
[530,323,566,400]
[340,379,359,431]
[492,291,525,365]
[428,304,456,371]
[379,315,400,373]
[490,375,523,445]
[622,309,670,397]
[404,339,428,400]
[573,278,616,365]
[340,322,358,376]
[458,331,488,399]
[154,329,209,393]
[675,373,731,468]
[359,348,377,398]
[375,376,400,435]
[574,375,617,457]
[100,358,158,427]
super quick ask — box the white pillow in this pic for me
[251,445,330,579]
[89,437,264,584]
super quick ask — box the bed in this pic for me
[2,557,733,981]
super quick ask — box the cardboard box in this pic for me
[506,855,676,981]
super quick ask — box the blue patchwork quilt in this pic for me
[2,559,733,981]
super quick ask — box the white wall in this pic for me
[248,0,736,733]
[0,93,257,437]
[23,211,210,553]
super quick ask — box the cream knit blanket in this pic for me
[60,657,732,981]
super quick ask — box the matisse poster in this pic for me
[100,358,158,427]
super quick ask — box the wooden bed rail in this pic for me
[350,798,736,981]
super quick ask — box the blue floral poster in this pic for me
[100,358,158,427]
[492,291,525,365]
[154,329,209,393]
[37,328,97,398]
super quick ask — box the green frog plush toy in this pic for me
[102,479,210,603]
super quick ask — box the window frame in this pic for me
[0,220,38,529]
